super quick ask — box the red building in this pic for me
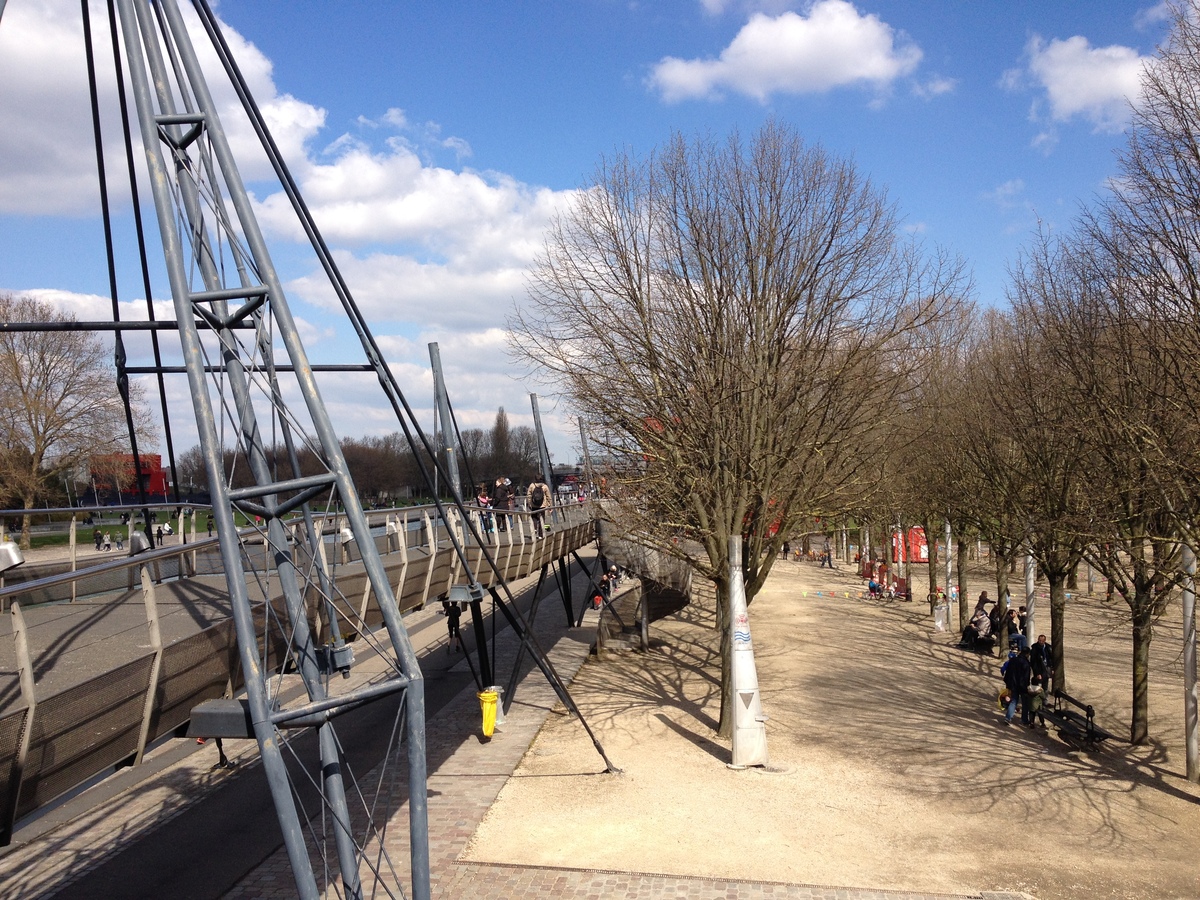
[892,526,929,563]
[91,453,169,502]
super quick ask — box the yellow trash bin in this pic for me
[478,689,498,738]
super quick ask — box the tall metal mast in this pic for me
[111,2,428,897]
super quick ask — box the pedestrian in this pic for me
[475,485,494,536]
[492,477,512,532]
[443,600,463,653]
[207,514,213,537]
[93,528,102,551]
[782,540,790,560]
[1030,633,1053,694]
[102,531,112,551]
[527,478,551,536]
[1028,667,1049,728]
[116,532,124,551]
[1001,647,1033,727]
[822,536,834,568]
[155,525,163,547]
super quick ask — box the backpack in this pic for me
[531,484,546,507]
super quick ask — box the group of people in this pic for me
[961,591,1056,727]
[962,593,1033,653]
[474,476,554,539]
[92,528,120,551]
[777,537,837,568]
[1000,634,1055,727]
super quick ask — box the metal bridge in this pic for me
[0,0,619,895]
[0,501,599,858]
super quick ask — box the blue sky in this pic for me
[0,1,1171,465]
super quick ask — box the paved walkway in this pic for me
[0,557,1025,899]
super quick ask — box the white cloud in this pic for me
[1134,2,1172,30]
[0,0,325,215]
[286,249,532,331]
[650,0,922,102]
[913,75,956,99]
[1020,35,1147,133]
[982,178,1026,211]
[0,2,583,458]
[253,139,577,329]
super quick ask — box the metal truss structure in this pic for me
[0,1,624,895]
[85,1,429,896]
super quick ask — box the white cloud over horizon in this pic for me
[1004,32,1149,149]
[650,0,923,102]
[0,0,585,455]
[0,0,323,215]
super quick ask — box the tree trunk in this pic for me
[19,497,34,551]
[901,522,912,600]
[1048,570,1068,696]
[957,529,971,632]
[1066,560,1079,590]
[994,548,1011,650]
[1131,598,1154,745]
[925,517,938,613]
[716,576,733,739]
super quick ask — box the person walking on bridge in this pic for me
[527,478,551,537]
[492,477,512,532]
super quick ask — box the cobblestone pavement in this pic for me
[0,558,1020,900]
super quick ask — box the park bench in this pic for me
[1041,689,1115,749]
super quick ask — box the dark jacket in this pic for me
[1003,655,1032,694]
[1030,642,1053,678]
[492,481,512,509]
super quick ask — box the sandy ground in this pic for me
[463,556,1200,899]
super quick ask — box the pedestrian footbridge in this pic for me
[0,502,598,843]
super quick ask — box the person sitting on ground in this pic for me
[1007,608,1028,651]
[989,601,1005,637]
[963,603,992,649]
[867,578,880,598]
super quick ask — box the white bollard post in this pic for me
[1024,547,1036,642]
[728,537,768,769]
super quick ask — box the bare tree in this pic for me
[0,293,152,548]
[946,303,1088,683]
[1035,220,1192,743]
[489,407,512,477]
[512,121,969,736]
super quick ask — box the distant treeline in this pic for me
[173,407,546,503]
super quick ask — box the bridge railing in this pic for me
[0,499,599,843]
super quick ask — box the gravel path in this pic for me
[464,557,1200,900]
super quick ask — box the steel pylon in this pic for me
[109,1,429,897]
